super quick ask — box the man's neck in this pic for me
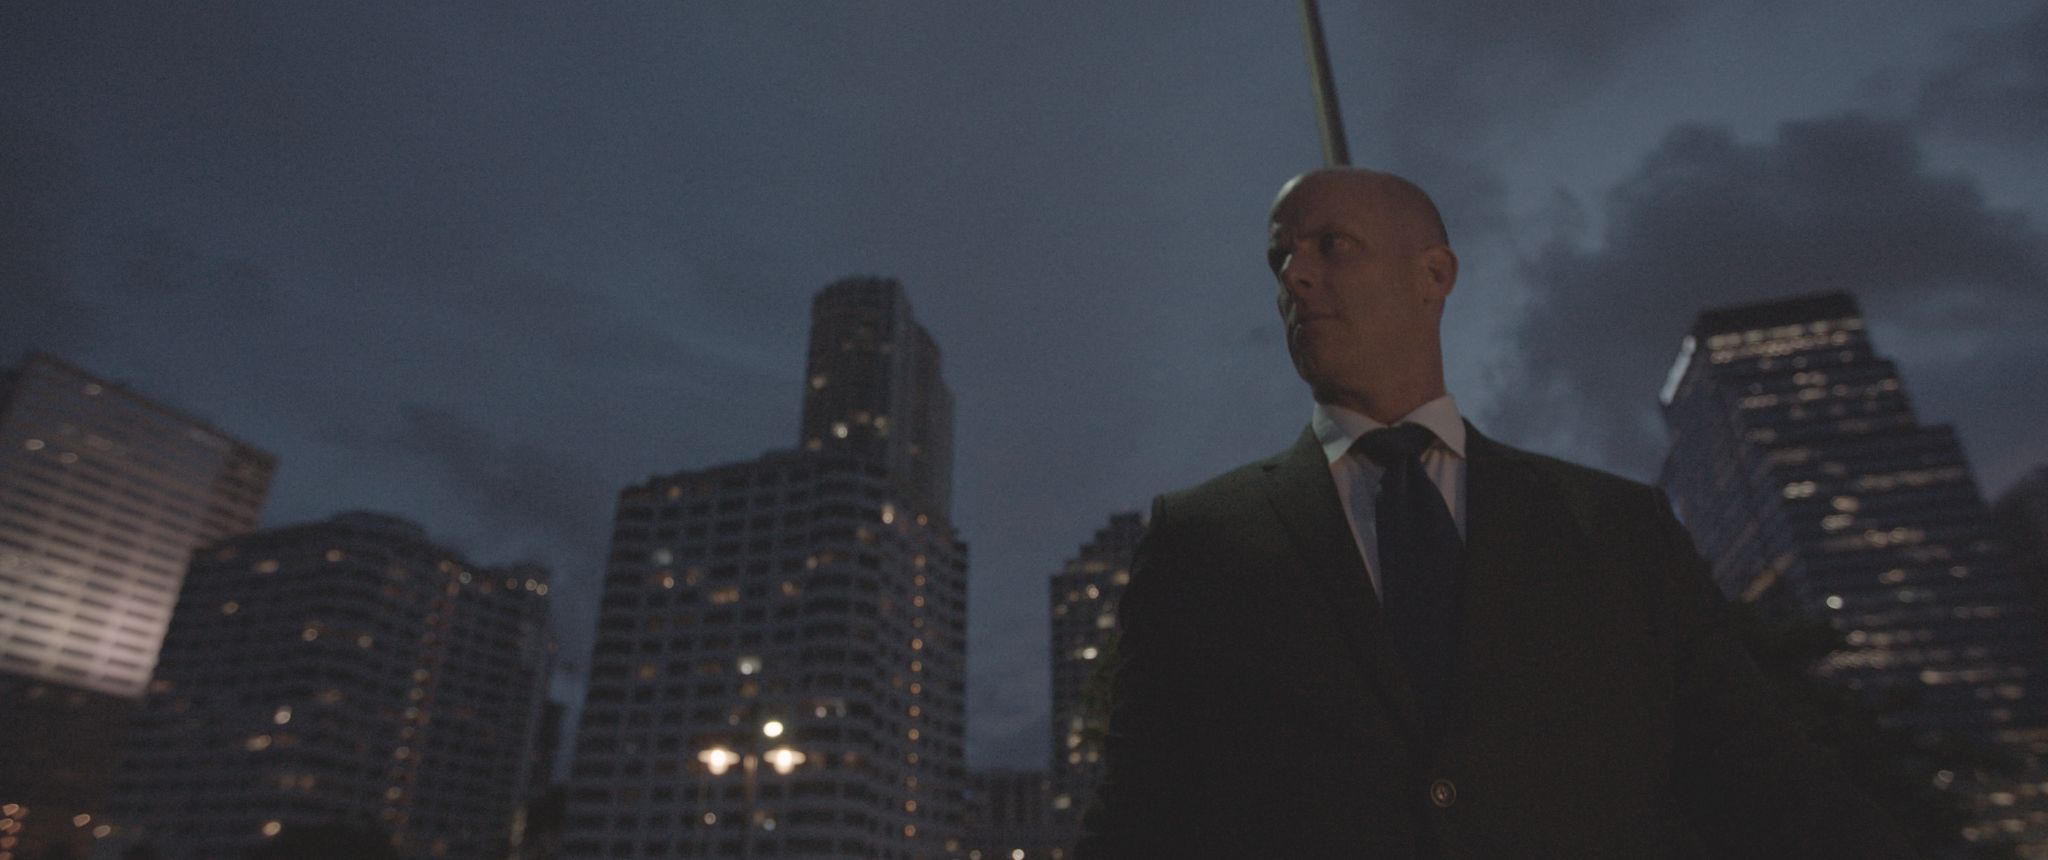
[1317,380,1448,426]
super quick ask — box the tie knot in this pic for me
[1353,423,1436,466]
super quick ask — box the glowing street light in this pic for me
[697,747,739,776]
[695,717,806,858]
[764,747,807,775]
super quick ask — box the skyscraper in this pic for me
[800,277,955,519]
[1657,292,2048,846]
[0,352,274,859]
[96,512,556,860]
[1995,466,2048,612]
[1046,512,1142,841]
[957,769,1059,860]
[562,277,969,859]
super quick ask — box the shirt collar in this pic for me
[1312,394,1467,465]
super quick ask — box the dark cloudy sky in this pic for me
[5,1,2045,770]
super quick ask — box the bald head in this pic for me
[1267,168,1458,422]
[1271,168,1449,252]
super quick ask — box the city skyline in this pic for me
[6,2,2046,769]
[97,511,555,860]
[0,352,276,859]
[562,279,971,858]
[1657,292,2048,851]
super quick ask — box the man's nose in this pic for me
[1278,250,1315,297]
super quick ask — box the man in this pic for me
[1075,169,1913,859]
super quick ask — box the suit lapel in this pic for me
[1259,427,1424,740]
[1456,424,1589,729]
[1460,425,1544,618]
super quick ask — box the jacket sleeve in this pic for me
[1074,495,1214,859]
[1652,488,1920,859]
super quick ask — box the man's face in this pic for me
[1267,173,1445,402]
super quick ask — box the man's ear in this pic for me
[1419,245,1458,304]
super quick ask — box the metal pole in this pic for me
[743,753,757,860]
[1298,0,1351,166]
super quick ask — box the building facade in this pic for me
[95,512,555,860]
[1657,292,2048,848]
[1996,466,2048,613]
[800,276,955,518]
[1045,511,1142,844]
[0,352,274,859]
[562,278,969,859]
[957,769,1061,860]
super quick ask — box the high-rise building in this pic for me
[0,352,274,859]
[1657,292,2048,846]
[96,512,556,860]
[562,278,969,859]
[957,769,1060,860]
[1995,466,2048,611]
[1045,512,1142,841]
[800,277,955,519]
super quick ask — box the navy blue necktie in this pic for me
[1354,424,1463,732]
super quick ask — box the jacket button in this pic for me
[1429,778,1457,808]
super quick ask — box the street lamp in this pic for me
[695,720,808,858]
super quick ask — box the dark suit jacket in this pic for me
[1076,424,1914,859]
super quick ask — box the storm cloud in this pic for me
[1915,4,2048,146]
[6,1,2045,770]
[1489,113,2048,479]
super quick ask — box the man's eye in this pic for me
[1316,233,1353,254]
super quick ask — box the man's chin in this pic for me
[1289,350,1343,389]
[1292,363,1339,400]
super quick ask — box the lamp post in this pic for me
[696,719,807,859]
[1297,0,1351,167]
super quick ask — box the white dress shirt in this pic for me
[1311,394,1469,599]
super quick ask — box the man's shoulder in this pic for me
[1149,438,1301,525]
[1480,434,1657,501]
[1472,432,1679,544]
